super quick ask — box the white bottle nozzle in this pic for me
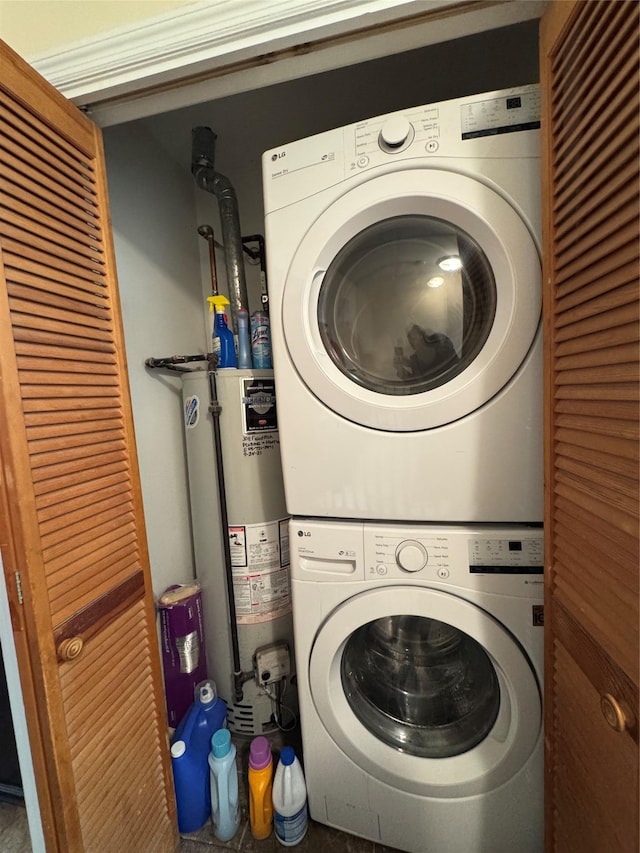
[197,679,216,705]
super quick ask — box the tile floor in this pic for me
[0,798,31,853]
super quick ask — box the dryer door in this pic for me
[308,586,541,797]
[282,169,540,431]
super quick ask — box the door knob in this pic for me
[601,693,633,732]
[57,636,84,661]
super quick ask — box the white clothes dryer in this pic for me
[290,518,544,853]
[262,85,542,523]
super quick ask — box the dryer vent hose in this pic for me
[191,126,249,331]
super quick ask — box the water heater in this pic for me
[181,367,297,734]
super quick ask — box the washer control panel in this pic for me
[290,519,543,597]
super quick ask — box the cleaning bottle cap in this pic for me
[207,294,230,313]
[212,727,232,758]
[171,741,186,759]
[280,746,295,767]
[249,736,271,770]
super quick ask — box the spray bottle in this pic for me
[208,295,237,368]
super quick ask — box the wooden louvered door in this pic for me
[0,41,177,853]
[540,2,639,851]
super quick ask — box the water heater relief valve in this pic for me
[254,642,290,686]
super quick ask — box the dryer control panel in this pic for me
[262,84,540,214]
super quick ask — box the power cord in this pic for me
[260,678,297,732]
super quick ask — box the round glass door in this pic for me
[308,586,542,797]
[319,215,497,397]
[282,169,541,431]
[341,615,500,758]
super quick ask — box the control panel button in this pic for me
[395,540,428,573]
[379,115,413,149]
[426,140,439,153]
[437,567,450,579]
[357,155,370,168]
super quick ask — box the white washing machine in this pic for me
[291,518,543,853]
[262,85,542,522]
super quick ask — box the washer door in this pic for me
[282,169,540,431]
[309,586,541,798]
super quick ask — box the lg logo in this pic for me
[297,530,311,537]
[271,151,286,161]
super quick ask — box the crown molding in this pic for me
[31,0,458,103]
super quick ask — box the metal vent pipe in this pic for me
[191,126,248,330]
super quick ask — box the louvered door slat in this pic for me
[0,128,97,202]
[3,236,103,281]
[554,219,637,286]
[2,190,102,245]
[40,495,133,551]
[556,341,638,372]
[556,319,637,355]
[556,192,639,263]
[0,148,96,219]
[42,509,134,563]
[35,460,129,499]
[556,452,637,498]
[0,221,102,275]
[10,283,111,322]
[556,439,637,482]
[0,38,176,852]
[556,255,637,307]
[554,512,637,574]
[42,508,134,565]
[0,98,95,171]
[555,155,639,246]
[57,602,174,852]
[2,208,104,267]
[0,168,97,228]
[550,0,620,97]
[27,410,122,435]
[9,263,110,305]
[31,443,126,476]
[2,176,100,240]
[51,552,139,622]
[553,56,638,201]
[33,452,128,491]
[556,280,637,326]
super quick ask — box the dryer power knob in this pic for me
[395,540,428,573]
[379,115,413,149]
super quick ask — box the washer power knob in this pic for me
[395,540,428,573]
[379,115,413,149]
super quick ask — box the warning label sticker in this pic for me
[228,519,291,625]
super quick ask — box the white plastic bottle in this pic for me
[272,746,308,846]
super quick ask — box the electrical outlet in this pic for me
[255,642,290,686]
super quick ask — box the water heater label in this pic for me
[242,378,278,433]
[229,519,291,624]
[184,394,200,429]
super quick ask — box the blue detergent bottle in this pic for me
[209,728,240,842]
[207,295,237,368]
[170,679,228,833]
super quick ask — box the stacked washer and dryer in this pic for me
[262,85,544,853]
